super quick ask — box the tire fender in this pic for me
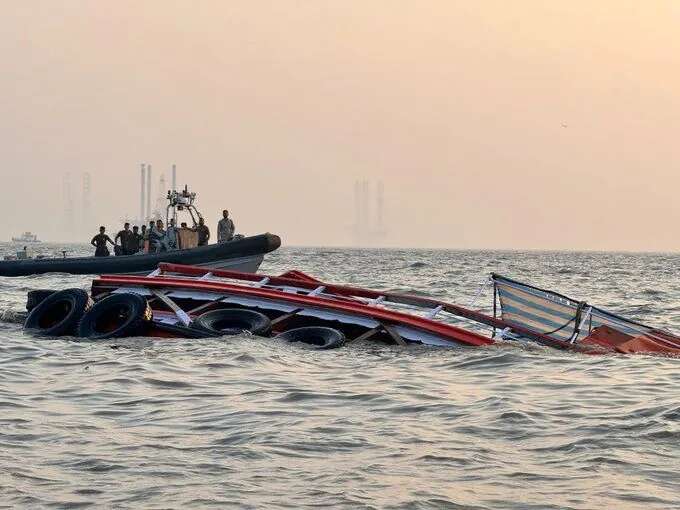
[275,326,346,349]
[24,289,92,336]
[26,289,57,312]
[191,309,272,337]
[77,293,152,340]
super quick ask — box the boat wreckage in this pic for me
[22,265,680,356]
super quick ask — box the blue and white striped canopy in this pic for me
[492,275,653,343]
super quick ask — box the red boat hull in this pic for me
[92,267,493,348]
[89,263,680,355]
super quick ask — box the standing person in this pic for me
[194,217,210,246]
[176,222,190,249]
[145,220,155,253]
[165,218,178,250]
[139,224,147,252]
[217,210,235,243]
[115,222,134,255]
[91,226,114,257]
[124,223,136,254]
[130,225,142,254]
[150,219,166,252]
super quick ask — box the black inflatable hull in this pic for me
[0,233,281,277]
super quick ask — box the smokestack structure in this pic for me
[171,164,176,192]
[140,163,146,222]
[146,164,152,220]
[156,174,166,219]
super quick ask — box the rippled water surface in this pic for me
[1,244,679,509]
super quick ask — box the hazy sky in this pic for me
[2,1,680,250]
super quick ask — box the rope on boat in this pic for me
[571,305,593,344]
[468,276,493,309]
[539,300,587,340]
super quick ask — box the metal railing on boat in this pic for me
[140,263,500,336]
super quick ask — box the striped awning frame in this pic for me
[491,274,657,343]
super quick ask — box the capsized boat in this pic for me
[75,264,680,355]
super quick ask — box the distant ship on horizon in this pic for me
[11,232,40,243]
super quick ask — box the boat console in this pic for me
[166,185,202,225]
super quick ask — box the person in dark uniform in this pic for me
[139,225,147,252]
[115,223,135,255]
[130,225,142,254]
[91,226,114,257]
[194,217,210,246]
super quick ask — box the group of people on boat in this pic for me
[91,210,236,257]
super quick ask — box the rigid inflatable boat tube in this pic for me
[275,326,346,350]
[191,309,272,337]
[24,289,92,336]
[26,289,57,312]
[77,293,152,340]
[0,233,281,277]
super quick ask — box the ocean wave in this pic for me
[0,308,27,324]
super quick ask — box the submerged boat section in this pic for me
[91,263,494,348]
[20,262,680,356]
[492,274,680,355]
[85,264,680,355]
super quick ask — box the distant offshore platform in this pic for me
[352,179,387,247]
[61,163,179,240]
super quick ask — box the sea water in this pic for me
[1,245,679,509]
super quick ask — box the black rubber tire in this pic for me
[24,289,92,336]
[77,293,152,340]
[153,321,215,339]
[191,308,272,337]
[26,289,57,312]
[275,326,346,350]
